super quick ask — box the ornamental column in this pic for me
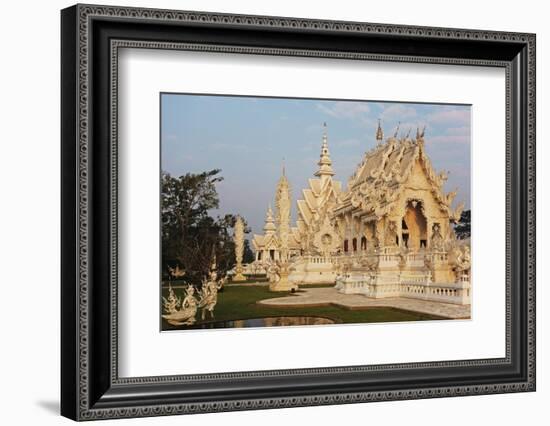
[232,216,246,281]
[270,165,298,291]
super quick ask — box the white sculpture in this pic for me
[264,260,279,283]
[276,165,292,261]
[452,245,471,274]
[233,216,246,281]
[167,264,185,281]
[162,284,198,326]
[198,271,224,320]
[430,223,445,251]
[162,284,180,314]
[269,168,298,291]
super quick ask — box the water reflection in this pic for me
[188,316,336,329]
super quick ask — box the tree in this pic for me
[454,209,471,240]
[161,170,253,285]
[162,170,223,285]
[243,239,255,264]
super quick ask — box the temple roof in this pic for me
[252,232,301,250]
[334,129,464,222]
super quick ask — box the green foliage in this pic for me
[161,170,252,286]
[454,209,471,240]
[243,239,255,264]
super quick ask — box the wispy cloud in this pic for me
[334,138,361,148]
[379,104,418,121]
[210,142,248,152]
[316,101,371,119]
[428,135,470,144]
[427,108,470,126]
[427,124,471,144]
[445,126,470,136]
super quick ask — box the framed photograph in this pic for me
[61,4,536,421]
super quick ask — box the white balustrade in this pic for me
[337,270,470,305]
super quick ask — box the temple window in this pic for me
[258,252,262,260]
[269,249,275,260]
[352,238,358,251]
[360,236,367,250]
[344,239,349,252]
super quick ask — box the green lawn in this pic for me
[161,284,443,330]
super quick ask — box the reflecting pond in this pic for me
[189,316,337,329]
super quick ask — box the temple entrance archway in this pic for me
[402,201,427,251]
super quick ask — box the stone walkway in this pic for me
[257,287,470,319]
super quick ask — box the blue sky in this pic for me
[161,94,471,236]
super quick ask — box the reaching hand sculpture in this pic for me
[162,284,198,326]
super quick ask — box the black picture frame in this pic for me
[61,4,536,421]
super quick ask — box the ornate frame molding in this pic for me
[61,4,535,421]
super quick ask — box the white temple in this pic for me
[249,122,471,305]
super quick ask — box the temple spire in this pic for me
[314,122,335,179]
[263,204,276,235]
[376,119,384,143]
[275,170,291,260]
